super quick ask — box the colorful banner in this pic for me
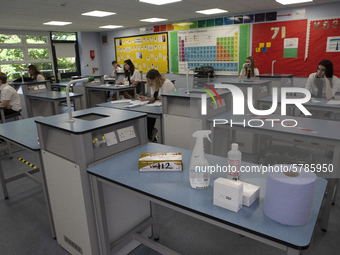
[252,20,307,77]
[115,33,168,74]
[304,18,340,76]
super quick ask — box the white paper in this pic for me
[327,100,340,105]
[145,102,162,107]
[111,99,132,104]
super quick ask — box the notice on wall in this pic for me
[176,26,240,75]
[115,33,168,73]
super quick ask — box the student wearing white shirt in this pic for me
[305,59,339,99]
[28,65,45,81]
[138,69,175,142]
[0,72,22,117]
[239,56,259,79]
[107,60,123,98]
[116,59,141,99]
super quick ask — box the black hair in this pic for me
[318,59,333,78]
[124,59,135,78]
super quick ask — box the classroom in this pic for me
[0,0,339,254]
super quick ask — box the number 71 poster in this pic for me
[252,20,307,77]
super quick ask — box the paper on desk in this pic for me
[327,100,340,105]
[124,101,149,108]
[311,98,321,103]
[145,102,162,107]
[111,99,132,104]
[100,84,110,87]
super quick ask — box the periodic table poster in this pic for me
[115,33,168,73]
[174,26,244,75]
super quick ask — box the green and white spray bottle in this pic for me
[189,130,212,189]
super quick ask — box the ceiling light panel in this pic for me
[99,25,123,29]
[196,8,228,15]
[275,0,312,5]
[139,0,182,5]
[43,21,72,26]
[81,10,116,17]
[140,18,168,22]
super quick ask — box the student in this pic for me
[0,72,22,117]
[116,59,141,99]
[239,56,259,79]
[305,59,339,100]
[138,69,175,142]
[106,61,123,98]
[28,65,45,81]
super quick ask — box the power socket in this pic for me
[117,126,136,142]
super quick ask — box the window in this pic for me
[0,32,52,80]
[0,34,21,44]
[51,32,76,41]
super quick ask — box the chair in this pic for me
[5,109,22,121]
[254,145,315,166]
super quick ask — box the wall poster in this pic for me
[115,33,168,74]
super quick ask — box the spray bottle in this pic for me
[189,130,212,189]
[227,143,242,181]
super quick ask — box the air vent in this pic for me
[64,235,83,254]
[102,35,108,44]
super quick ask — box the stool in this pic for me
[4,109,22,121]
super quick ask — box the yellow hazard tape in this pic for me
[17,157,37,169]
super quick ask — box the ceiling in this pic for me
[0,0,338,32]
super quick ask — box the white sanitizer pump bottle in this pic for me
[189,130,212,189]
[227,143,242,181]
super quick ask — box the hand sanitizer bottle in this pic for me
[227,143,242,181]
[189,130,212,189]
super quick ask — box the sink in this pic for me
[74,113,109,121]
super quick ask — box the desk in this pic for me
[26,91,82,117]
[258,95,340,116]
[96,101,163,143]
[87,84,136,108]
[257,74,294,95]
[88,143,327,255]
[208,111,340,231]
[0,117,55,237]
[51,81,71,92]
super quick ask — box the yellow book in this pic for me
[139,152,183,171]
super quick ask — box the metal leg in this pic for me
[150,202,160,240]
[0,161,9,199]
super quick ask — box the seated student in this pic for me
[305,59,339,100]
[116,59,141,99]
[239,56,259,79]
[28,65,45,81]
[0,72,22,117]
[106,60,123,98]
[138,69,175,142]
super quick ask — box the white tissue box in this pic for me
[213,178,243,212]
[237,181,260,207]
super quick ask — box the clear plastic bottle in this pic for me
[227,143,242,181]
[189,130,211,189]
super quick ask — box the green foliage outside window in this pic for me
[0,34,21,44]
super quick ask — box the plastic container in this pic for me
[227,143,242,181]
[189,130,211,189]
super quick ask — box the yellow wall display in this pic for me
[115,33,168,74]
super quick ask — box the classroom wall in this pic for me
[91,2,340,89]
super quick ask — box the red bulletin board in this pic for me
[252,20,307,77]
[304,18,340,77]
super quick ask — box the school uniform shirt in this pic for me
[150,79,176,100]
[31,74,45,81]
[123,69,141,84]
[240,67,259,79]
[305,73,340,98]
[0,83,22,111]
[113,66,123,74]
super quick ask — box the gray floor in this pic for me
[0,140,339,255]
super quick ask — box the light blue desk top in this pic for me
[257,74,294,78]
[209,111,340,142]
[96,101,162,115]
[51,82,70,87]
[0,116,43,150]
[218,79,272,86]
[162,88,230,99]
[26,91,82,100]
[35,107,146,134]
[87,143,327,249]
[87,84,135,91]
[11,80,48,85]
[258,95,340,110]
